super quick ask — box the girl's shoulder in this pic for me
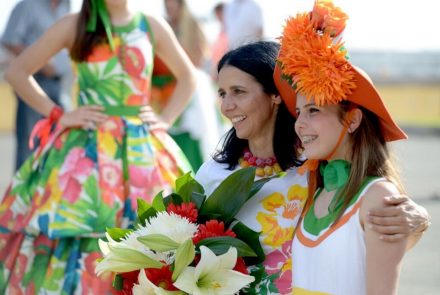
[359,179,400,223]
[363,180,399,209]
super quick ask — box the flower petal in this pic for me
[208,269,255,294]
[133,269,156,295]
[195,246,220,279]
[173,267,198,294]
[217,247,237,270]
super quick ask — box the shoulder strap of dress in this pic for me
[141,13,156,53]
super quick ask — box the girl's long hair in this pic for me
[316,103,405,224]
[71,0,108,62]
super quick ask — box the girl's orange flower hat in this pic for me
[274,0,407,142]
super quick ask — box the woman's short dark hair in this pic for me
[213,41,302,170]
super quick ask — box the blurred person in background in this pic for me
[153,0,223,171]
[1,0,72,170]
[210,1,229,79]
[0,0,196,293]
[224,0,264,49]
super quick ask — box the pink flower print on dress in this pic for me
[81,252,114,294]
[264,240,292,294]
[99,161,124,206]
[59,147,94,203]
[128,165,163,204]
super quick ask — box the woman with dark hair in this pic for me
[0,0,196,293]
[197,41,306,293]
[196,40,430,294]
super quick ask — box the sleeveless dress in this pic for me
[292,177,383,295]
[196,159,308,294]
[0,13,191,294]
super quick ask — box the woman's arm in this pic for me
[4,14,108,129]
[367,195,431,248]
[360,181,408,295]
[147,15,197,127]
[5,14,77,117]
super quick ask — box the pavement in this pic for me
[0,129,439,294]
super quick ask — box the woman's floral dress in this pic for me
[196,159,309,294]
[0,13,191,294]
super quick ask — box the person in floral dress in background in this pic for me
[0,0,196,293]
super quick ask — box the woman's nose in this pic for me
[221,95,235,112]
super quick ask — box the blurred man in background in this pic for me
[1,0,71,170]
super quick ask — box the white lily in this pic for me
[96,233,163,276]
[132,269,184,295]
[173,246,255,295]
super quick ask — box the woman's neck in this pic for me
[248,140,274,159]
[107,4,135,27]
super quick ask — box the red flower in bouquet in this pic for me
[234,257,249,275]
[192,220,236,244]
[145,265,179,291]
[166,202,198,223]
[117,270,140,295]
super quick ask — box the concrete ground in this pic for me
[0,130,439,294]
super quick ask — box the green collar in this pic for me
[86,0,115,51]
[320,160,351,192]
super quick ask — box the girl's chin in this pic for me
[303,149,324,161]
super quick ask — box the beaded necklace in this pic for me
[238,147,282,177]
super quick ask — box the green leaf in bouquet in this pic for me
[232,221,265,265]
[172,239,195,281]
[163,193,184,207]
[137,198,152,217]
[106,227,133,242]
[137,234,180,252]
[248,177,273,201]
[113,274,124,291]
[190,191,206,210]
[199,167,256,224]
[137,207,158,226]
[196,236,256,257]
[152,191,166,212]
[176,172,205,202]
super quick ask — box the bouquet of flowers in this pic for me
[95,167,271,294]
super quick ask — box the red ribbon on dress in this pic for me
[29,105,64,150]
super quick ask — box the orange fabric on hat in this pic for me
[274,62,407,142]
[273,0,407,143]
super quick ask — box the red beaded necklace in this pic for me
[238,147,282,177]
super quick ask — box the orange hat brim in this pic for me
[274,62,408,142]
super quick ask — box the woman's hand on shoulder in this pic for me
[366,193,431,242]
[360,181,401,237]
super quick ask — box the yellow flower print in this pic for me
[39,168,63,211]
[256,185,308,247]
[98,125,118,157]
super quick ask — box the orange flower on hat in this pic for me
[277,5,356,106]
[311,0,348,37]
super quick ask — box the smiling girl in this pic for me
[274,1,426,294]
